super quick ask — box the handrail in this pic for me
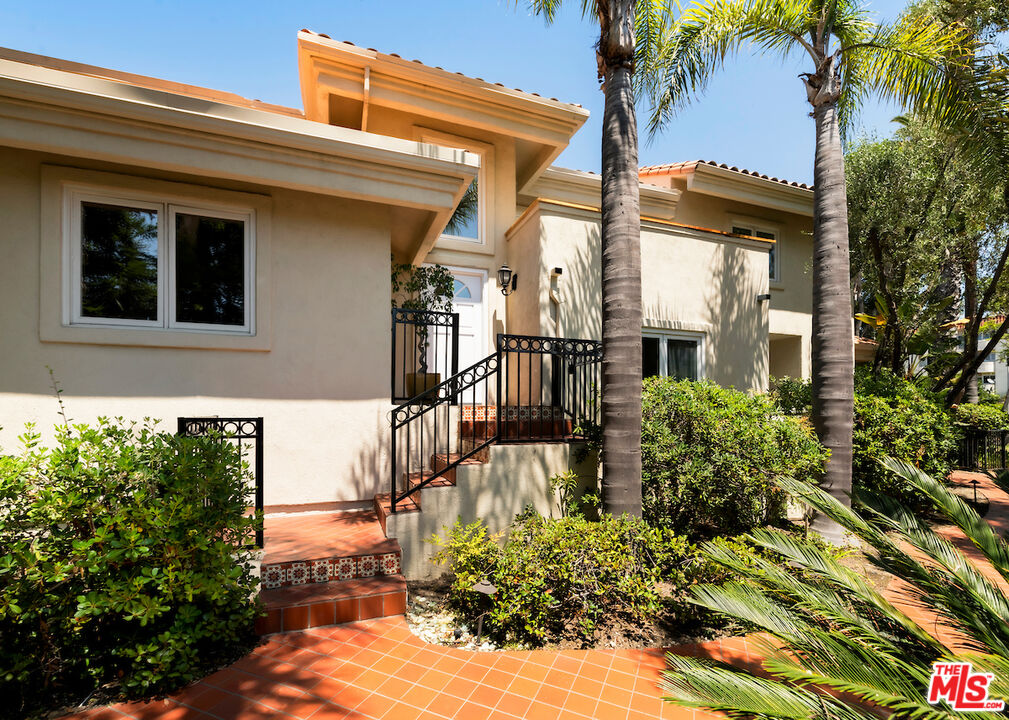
[388,332,602,514]
[390,353,499,512]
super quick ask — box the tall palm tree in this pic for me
[525,0,673,517]
[660,461,1009,718]
[641,0,969,540]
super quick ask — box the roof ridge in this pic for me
[299,30,584,110]
[640,158,812,190]
[0,45,303,118]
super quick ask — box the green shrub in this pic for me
[852,368,956,506]
[0,419,260,718]
[432,512,699,646]
[978,385,1003,405]
[770,375,812,415]
[641,378,828,539]
[953,402,1009,430]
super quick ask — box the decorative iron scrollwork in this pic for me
[178,418,261,439]
[392,307,458,327]
[497,333,602,359]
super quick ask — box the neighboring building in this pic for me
[0,33,815,579]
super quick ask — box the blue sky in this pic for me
[0,0,910,185]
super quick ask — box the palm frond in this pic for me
[661,654,877,720]
[641,0,816,135]
[881,457,1009,583]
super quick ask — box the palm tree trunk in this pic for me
[599,0,643,517]
[810,100,855,542]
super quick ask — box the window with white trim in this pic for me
[67,188,254,333]
[732,224,779,282]
[642,330,704,380]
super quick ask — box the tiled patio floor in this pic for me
[66,620,763,719]
[61,469,1009,720]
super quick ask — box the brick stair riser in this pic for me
[261,552,401,589]
[255,588,406,635]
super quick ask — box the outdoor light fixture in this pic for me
[497,264,518,296]
[757,293,771,303]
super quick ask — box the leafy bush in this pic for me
[953,402,1009,430]
[0,419,260,718]
[641,378,828,539]
[432,512,699,646]
[770,375,812,415]
[852,368,956,505]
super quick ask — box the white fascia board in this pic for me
[687,165,813,217]
[528,166,682,220]
[0,59,478,213]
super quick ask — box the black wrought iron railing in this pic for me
[497,334,601,442]
[957,428,1009,471]
[388,333,601,513]
[177,416,264,547]
[391,308,459,403]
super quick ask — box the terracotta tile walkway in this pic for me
[61,469,1009,720]
[66,621,764,719]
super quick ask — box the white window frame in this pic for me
[643,328,706,380]
[64,186,255,335]
[418,128,494,253]
[730,217,780,284]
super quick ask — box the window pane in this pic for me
[80,202,159,321]
[667,339,698,380]
[175,213,245,326]
[732,226,752,236]
[445,178,479,239]
[642,336,661,378]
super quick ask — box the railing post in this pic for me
[1002,430,1006,470]
[451,312,460,406]
[496,334,503,442]
[255,417,264,548]
[390,421,397,514]
[391,309,397,402]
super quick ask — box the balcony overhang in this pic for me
[297,32,589,195]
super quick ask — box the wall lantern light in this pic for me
[498,264,518,296]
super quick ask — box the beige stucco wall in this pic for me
[507,203,770,391]
[386,442,597,579]
[648,176,814,380]
[0,146,396,506]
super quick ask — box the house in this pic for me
[0,32,814,620]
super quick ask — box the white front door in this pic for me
[451,269,486,372]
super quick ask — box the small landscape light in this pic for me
[470,579,497,644]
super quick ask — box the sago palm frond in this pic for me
[662,461,1009,719]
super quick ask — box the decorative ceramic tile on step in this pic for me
[336,556,356,580]
[380,552,401,575]
[311,560,333,583]
[288,562,309,585]
[358,555,378,577]
[261,564,285,589]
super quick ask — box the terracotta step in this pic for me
[374,492,420,534]
[462,418,575,439]
[256,575,407,635]
[260,510,401,590]
[406,470,455,489]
